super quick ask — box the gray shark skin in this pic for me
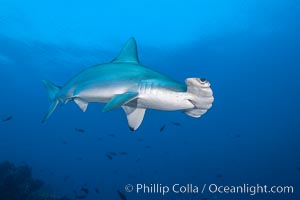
[42,38,214,130]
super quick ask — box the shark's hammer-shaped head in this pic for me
[184,77,214,118]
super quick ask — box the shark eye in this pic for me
[199,78,207,83]
[197,78,210,87]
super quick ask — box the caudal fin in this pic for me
[41,80,61,123]
[184,78,214,118]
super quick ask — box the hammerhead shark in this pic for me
[42,38,214,130]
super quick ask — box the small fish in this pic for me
[117,190,127,200]
[95,188,100,194]
[61,140,68,145]
[109,152,117,156]
[97,137,103,141]
[106,154,113,160]
[75,128,86,133]
[171,121,181,126]
[136,158,141,162]
[144,145,152,149]
[75,194,87,199]
[160,124,166,132]
[2,115,13,122]
[76,157,83,161]
[108,134,116,137]
[216,174,224,180]
[81,186,89,194]
[296,166,300,171]
[230,133,241,138]
[137,138,144,142]
[119,152,128,155]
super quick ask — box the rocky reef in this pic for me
[0,161,70,200]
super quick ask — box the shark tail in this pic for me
[184,78,214,118]
[41,80,61,123]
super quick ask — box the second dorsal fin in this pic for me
[111,37,139,64]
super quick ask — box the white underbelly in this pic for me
[75,85,130,103]
[137,90,194,111]
[74,84,194,111]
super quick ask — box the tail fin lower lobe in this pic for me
[41,80,61,123]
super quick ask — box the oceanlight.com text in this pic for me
[207,183,294,196]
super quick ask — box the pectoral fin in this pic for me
[103,92,138,112]
[122,106,146,131]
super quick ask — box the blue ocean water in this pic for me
[0,0,299,199]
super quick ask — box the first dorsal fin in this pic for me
[112,37,139,64]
